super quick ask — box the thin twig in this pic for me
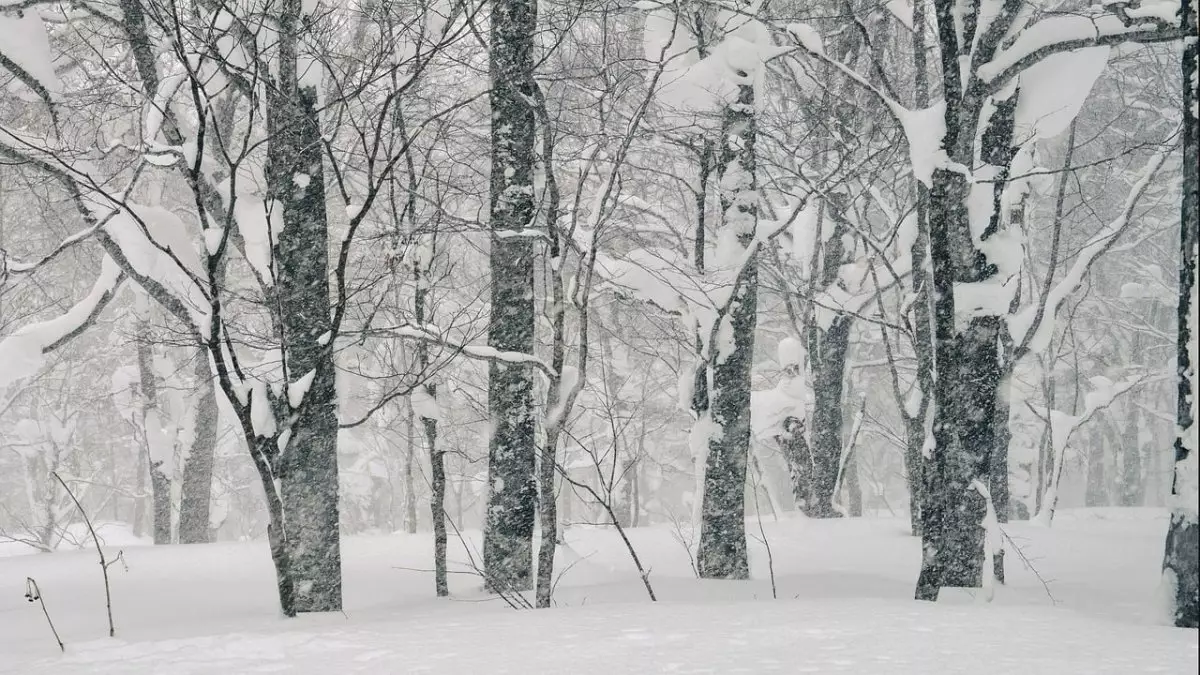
[51,471,115,636]
[24,577,64,652]
[749,465,777,599]
[998,527,1059,605]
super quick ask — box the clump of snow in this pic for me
[411,384,441,422]
[786,23,825,56]
[203,228,225,256]
[885,0,914,30]
[897,102,949,187]
[1014,47,1110,142]
[0,10,62,98]
[287,369,316,409]
[777,337,805,370]
[249,380,277,437]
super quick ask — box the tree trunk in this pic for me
[631,420,646,528]
[696,81,757,581]
[806,316,851,518]
[1119,319,1148,506]
[1162,0,1198,628]
[778,416,814,512]
[266,0,342,612]
[415,267,447,597]
[425,415,447,597]
[135,323,172,545]
[845,443,862,517]
[179,351,217,544]
[535,427,561,608]
[916,37,1020,596]
[901,0,934,539]
[483,0,539,593]
[992,324,1016,580]
[133,439,147,538]
[904,417,926,535]
[402,397,418,534]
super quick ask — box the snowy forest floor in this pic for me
[0,508,1195,673]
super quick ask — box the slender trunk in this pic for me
[1036,367,1056,513]
[903,0,935,539]
[697,81,757,581]
[403,397,418,534]
[135,323,172,545]
[845,443,862,517]
[1162,0,1198,628]
[1086,424,1112,507]
[133,439,147,538]
[1119,317,1148,506]
[903,417,926,534]
[414,271,446,597]
[992,319,1016,580]
[483,0,539,594]
[631,420,646,528]
[535,427,560,608]
[179,351,217,544]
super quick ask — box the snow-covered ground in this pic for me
[1,509,1195,673]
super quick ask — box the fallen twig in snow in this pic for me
[24,577,64,652]
[999,527,1059,605]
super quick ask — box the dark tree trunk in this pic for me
[483,0,539,593]
[179,351,217,544]
[902,0,934,539]
[266,1,341,612]
[806,316,851,518]
[904,417,926,535]
[992,321,1016,580]
[696,81,757,581]
[414,263,447,597]
[916,12,1020,595]
[1162,0,1198,628]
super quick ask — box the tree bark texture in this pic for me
[806,315,851,518]
[483,0,539,593]
[135,324,172,546]
[179,351,217,544]
[697,81,757,581]
[1163,0,1198,628]
[266,0,342,612]
[917,8,1021,597]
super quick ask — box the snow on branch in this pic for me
[978,4,1189,88]
[784,24,947,185]
[1008,130,1178,358]
[1,221,103,275]
[385,324,554,377]
[1036,373,1147,525]
[0,8,62,104]
[0,257,125,387]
